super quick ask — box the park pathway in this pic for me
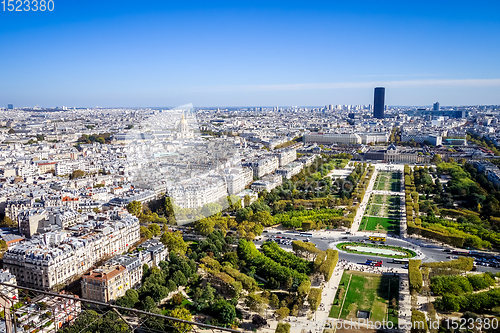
[350,169,378,234]
[398,272,412,333]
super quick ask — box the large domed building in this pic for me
[176,114,194,139]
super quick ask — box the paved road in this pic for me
[258,230,499,273]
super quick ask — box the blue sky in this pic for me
[1,1,499,107]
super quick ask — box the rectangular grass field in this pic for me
[329,271,399,325]
[359,216,400,234]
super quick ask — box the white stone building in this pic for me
[3,213,140,290]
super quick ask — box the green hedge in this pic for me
[409,259,423,293]
[319,249,338,281]
[410,309,428,333]
[421,257,474,271]
[262,241,313,275]
[313,251,326,272]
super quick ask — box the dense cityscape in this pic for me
[2,1,500,333]
[0,92,499,333]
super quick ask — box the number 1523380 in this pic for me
[2,0,54,11]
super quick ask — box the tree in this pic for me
[0,215,16,228]
[212,299,236,324]
[127,200,142,217]
[431,154,442,164]
[308,288,322,311]
[140,226,153,239]
[160,231,187,256]
[143,296,157,312]
[297,280,311,298]
[172,270,187,286]
[275,322,291,333]
[201,202,222,217]
[275,307,290,321]
[193,283,215,311]
[168,307,193,333]
[125,289,139,304]
[194,218,215,236]
[148,223,162,237]
[270,293,280,309]
[250,211,273,226]
[245,293,267,314]
[167,280,177,292]
[244,195,251,207]
[69,169,85,179]
[171,292,184,306]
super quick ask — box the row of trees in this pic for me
[409,259,423,293]
[262,241,313,275]
[272,208,344,229]
[435,288,500,313]
[77,133,112,144]
[405,165,471,248]
[238,239,309,291]
[430,273,496,296]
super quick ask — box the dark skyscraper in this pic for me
[7,104,13,110]
[373,87,385,119]
[433,102,440,111]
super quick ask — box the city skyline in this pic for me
[1,1,500,107]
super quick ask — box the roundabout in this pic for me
[336,241,417,259]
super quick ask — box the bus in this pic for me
[300,232,313,237]
[451,250,469,256]
[368,236,386,242]
[392,258,409,264]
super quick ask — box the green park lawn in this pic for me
[359,216,400,234]
[374,172,402,192]
[329,271,399,325]
[371,194,387,205]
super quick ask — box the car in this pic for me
[446,256,452,259]
[403,264,409,269]
[263,230,268,233]
[453,256,459,259]
[277,232,282,234]
[341,237,348,240]
[321,237,327,239]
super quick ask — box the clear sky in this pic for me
[1,0,499,108]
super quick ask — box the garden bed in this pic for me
[336,242,416,259]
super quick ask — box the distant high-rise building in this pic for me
[7,104,13,110]
[433,102,440,111]
[373,87,385,119]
